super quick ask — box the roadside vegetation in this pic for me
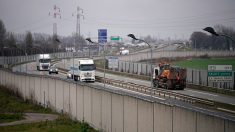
[173,57,235,70]
[0,86,97,132]
[1,115,96,132]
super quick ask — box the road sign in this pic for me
[108,56,118,69]
[208,65,232,71]
[111,36,120,41]
[208,65,233,82]
[98,29,107,43]
[208,71,232,77]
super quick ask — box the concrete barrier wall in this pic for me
[0,69,234,132]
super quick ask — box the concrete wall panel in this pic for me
[138,99,153,132]
[21,75,26,100]
[29,76,35,101]
[41,77,49,107]
[84,86,92,123]
[76,84,84,121]
[63,82,70,114]
[101,91,112,132]
[197,113,224,132]
[112,94,124,132]
[0,70,3,85]
[91,88,102,130]
[34,77,41,104]
[225,120,235,132]
[55,79,64,113]
[173,107,196,132]
[154,103,173,132]
[48,78,56,110]
[124,96,137,132]
[69,83,77,119]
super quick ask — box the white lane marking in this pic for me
[98,83,165,101]
[186,89,218,97]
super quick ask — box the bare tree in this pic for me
[6,33,16,48]
[190,31,210,49]
[25,31,34,54]
[25,31,33,49]
[0,19,6,55]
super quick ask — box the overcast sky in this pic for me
[0,0,235,40]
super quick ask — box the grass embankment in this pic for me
[173,58,235,70]
[0,86,97,132]
[1,115,95,132]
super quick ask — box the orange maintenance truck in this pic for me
[152,63,186,90]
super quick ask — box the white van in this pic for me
[67,59,96,82]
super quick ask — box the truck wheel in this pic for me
[153,80,159,88]
[164,84,168,89]
[74,76,78,81]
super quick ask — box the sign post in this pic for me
[98,29,107,43]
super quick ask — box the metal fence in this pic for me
[0,51,100,66]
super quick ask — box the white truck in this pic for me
[67,59,96,82]
[120,49,129,55]
[36,54,51,71]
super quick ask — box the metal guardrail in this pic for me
[95,76,215,106]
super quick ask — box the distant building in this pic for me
[65,47,75,52]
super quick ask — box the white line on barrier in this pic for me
[186,89,218,97]
[217,108,235,114]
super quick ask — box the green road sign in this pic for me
[111,36,120,41]
[208,65,233,82]
[208,71,232,77]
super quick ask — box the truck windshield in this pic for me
[39,59,51,63]
[80,64,95,71]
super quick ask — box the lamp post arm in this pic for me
[220,34,235,44]
[138,39,151,48]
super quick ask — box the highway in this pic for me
[13,59,235,107]
[12,61,168,104]
[59,58,235,106]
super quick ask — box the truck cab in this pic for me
[68,59,96,82]
[36,54,51,71]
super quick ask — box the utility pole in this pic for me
[49,5,61,53]
[72,6,84,51]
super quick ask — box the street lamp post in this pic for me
[86,38,106,87]
[203,27,235,50]
[127,34,154,98]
